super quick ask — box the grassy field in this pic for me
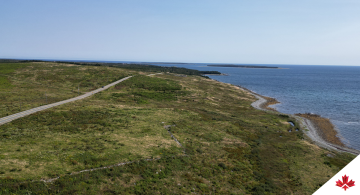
[0,62,133,118]
[0,62,355,194]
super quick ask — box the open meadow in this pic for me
[0,62,134,118]
[0,62,355,194]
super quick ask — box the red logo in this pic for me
[336,175,355,191]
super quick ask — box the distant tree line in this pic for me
[0,59,44,63]
[0,59,222,77]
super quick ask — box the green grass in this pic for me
[0,76,11,89]
[117,75,182,91]
[0,63,29,74]
[0,62,133,118]
[0,64,355,194]
[0,106,183,180]
[108,75,191,103]
[0,63,29,90]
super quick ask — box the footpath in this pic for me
[0,76,133,126]
[0,72,185,183]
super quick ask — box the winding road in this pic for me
[0,72,186,183]
[0,76,133,126]
[250,91,359,155]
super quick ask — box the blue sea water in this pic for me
[150,63,360,150]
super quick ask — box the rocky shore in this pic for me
[237,85,360,156]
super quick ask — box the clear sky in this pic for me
[1,0,360,65]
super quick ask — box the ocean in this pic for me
[149,63,360,150]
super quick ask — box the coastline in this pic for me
[295,113,345,147]
[202,73,229,76]
[235,84,359,156]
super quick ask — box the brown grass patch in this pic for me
[300,140,322,151]
[221,138,248,147]
[262,96,280,111]
[296,113,344,146]
[0,159,28,167]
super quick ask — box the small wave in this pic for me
[332,120,360,125]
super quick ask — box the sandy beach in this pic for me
[238,85,360,156]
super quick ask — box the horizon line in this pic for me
[1,58,359,67]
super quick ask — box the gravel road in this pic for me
[250,94,270,112]
[0,72,179,183]
[0,76,133,126]
[250,91,359,155]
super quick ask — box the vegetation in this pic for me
[261,96,280,111]
[295,113,344,146]
[0,62,131,118]
[0,63,28,89]
[51,60,221,76]
[110,75,190,103]
[0,62,355,194]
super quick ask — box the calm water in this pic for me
[150,63,360,150]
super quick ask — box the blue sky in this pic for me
[1,0,360,65]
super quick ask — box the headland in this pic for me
[239,85,360,155]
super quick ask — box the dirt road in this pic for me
[250,91,359,155]
[0,76,133,126]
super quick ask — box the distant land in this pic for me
[207,64,279,69]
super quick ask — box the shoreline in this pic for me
[235,84,359,156]
[295,113,345,147]
[202,73,229,76]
